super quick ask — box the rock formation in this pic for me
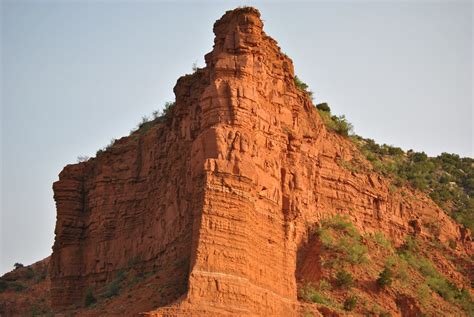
[2,6,471,317]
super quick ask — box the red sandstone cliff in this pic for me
[2,7,471,317]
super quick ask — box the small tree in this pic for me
[162,101,175,118]
[13,263,24,270]
[294,76,314,99]
[316,103,331,112]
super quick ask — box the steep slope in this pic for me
[0,258,50,316]
[1,6,471,317]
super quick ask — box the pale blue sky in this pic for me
[1,0,472,274]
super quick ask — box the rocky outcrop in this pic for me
[46,6,471,316]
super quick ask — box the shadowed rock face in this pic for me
[49,7,470,316]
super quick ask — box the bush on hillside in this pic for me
[316,103,331,112]
[84,288,97,307]
[343,295,358,311]
[376,267,393,288]
[317,215,368,265]
[294,76,313,99]
[335,269,353,288]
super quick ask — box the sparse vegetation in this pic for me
[336,269,354,288]
[307,213,471,314]
[0,280,7,292]
[0,279,28,293]
[294,76,313,99]
[160,101,175,120]
[416,283,431,306]
[317,215,367,266]
[30,305,52,317]
[85,288,97,307]
[395,237,474,314]
[96,138,116,156]
[92,101,176,158]
[299,283,333,306]
[130,101,176,135]
[343,295,358,311]
[352,135,474,232]
[33,268,47,283]
[376,267,393,288]
[372,232,392,249]
[335,269,353,289]
[102,269,126,298]
[317,107,354,137]
[10,282,27,292]
[25,267,35,279]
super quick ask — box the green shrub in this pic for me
[102,269,126,298]
[308,291,331,305]
[299,283,334,306]
[352,136,474,233]
[331,115,353,136]
[162,101,175,118]
[294,76,313,98]
[376,267,393,288]
[25,267,35,279]
[317,279,332,292]
[13,263,24,270]
[395,238,474,314]
[399,236,418,254]
[417,258,438,277]
[318,110,353,137]
[316,103,331,112]
[343,295,358,311]
[317,227,333,247]
[299,284,329,305]
[387,146,404,156]
[84,288,96,307]
[34,269,47,283]
[339,236,368,264]
[318,215,367,265]
[335,269,353,288]
[103,280,120,298]
[373,232,391,249]
[322,214,355,232]
[0,280,7,292]
[416,283,431,304]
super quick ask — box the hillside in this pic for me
[1,6,472,317]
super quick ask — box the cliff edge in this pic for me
[2,7,471,317]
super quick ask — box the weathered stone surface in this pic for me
[40,6,472,316]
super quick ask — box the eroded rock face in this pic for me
[49,7,470,316]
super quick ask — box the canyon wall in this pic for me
[49,7,470,316]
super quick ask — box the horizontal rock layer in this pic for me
[49,7,470,316]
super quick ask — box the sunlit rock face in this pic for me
[49,7,469,316]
